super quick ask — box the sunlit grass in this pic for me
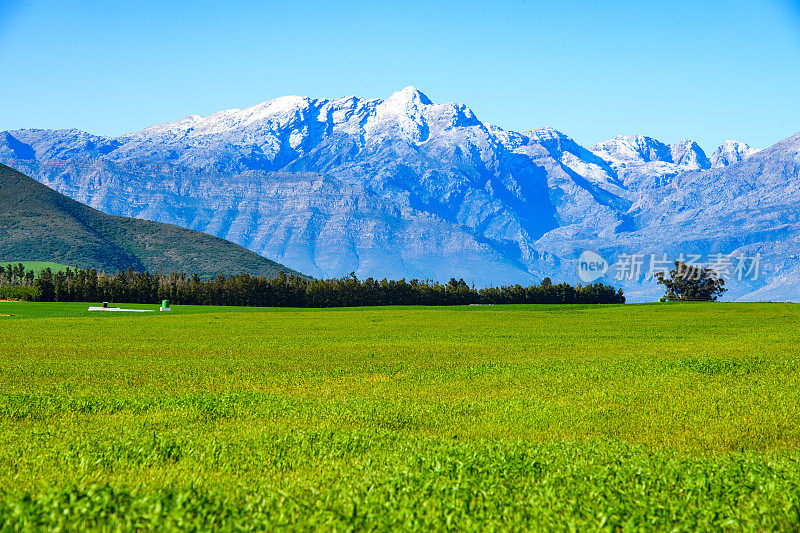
[1,302,799,530]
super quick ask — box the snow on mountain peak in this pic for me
[364,87,485,144]
[116,89,769,179]
[376,87,435,119]
[387,86,433,106]
[671,139,710,170]
[135,94,316,140]
[527,127,582,155]
[127,87,496,150]
[259,94,313,115]
[592,135,672,164]
[710,140,758,168]
[528,127,569,142]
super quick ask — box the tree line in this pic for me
[1,263,35,286]
[0,263,38,301]
[1,266,625,306]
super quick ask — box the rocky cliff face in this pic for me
[2,87,797,301]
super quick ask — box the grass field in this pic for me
[0,260,74,274]
[1,302,799,530]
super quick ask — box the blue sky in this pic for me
[1,0,799,151]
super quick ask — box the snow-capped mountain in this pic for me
[710,140,760,168]
[0,87,794,301]
[670,139,711,170]
[592,134,673,164]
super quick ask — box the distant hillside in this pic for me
[0,164,306,278]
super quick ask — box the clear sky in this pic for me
[1,0,799,151]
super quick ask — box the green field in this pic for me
[0,260,74,275]
[1,302,799,530]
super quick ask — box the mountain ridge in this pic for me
[0,87,795,300]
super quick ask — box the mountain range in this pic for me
[0,164,303,278]
[1,87,797,301]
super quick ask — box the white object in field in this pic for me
[88,307,153,312]
[160,306,171,312]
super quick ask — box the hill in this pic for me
[0,164,306,278]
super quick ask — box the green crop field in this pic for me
[1,302,799,531]
[0,260,75,275]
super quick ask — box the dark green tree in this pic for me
[655,261,726,302]
[35,268,56,301]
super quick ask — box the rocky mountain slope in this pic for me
[1,87,796,300]
[0,164,305,278]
